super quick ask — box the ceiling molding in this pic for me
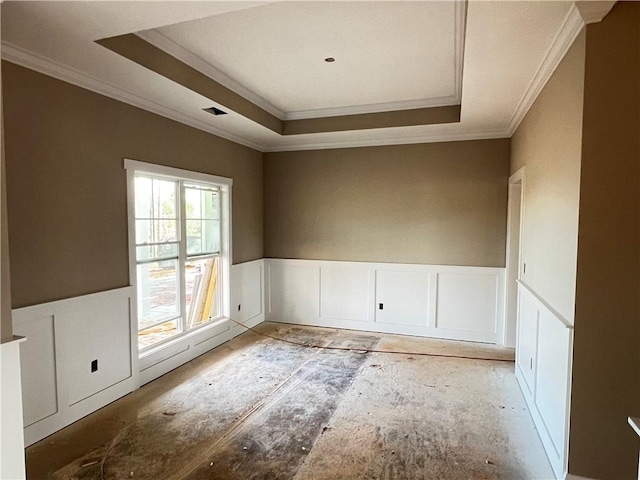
[264,127,509,153]
[453,0,467,102]
[0,41,266,152]
[506,4,584,135]
[575,1,616,24]
[284,96,460,121]
[136,30,287,121]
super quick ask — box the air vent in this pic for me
[203,106,227,116]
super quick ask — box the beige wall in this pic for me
[0,44,12,340]
[510,30,585,322]
[569,3,640,478]
[264,139,510,267]
[2,62,263,308]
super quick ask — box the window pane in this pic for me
[154,178,177,219]
[135,177,153,218]
[185,187,201,219]
[135,219,178,245]
[136,244,178,262]
[185,257,220,328]
[186,220,220,255]
[137,259,179,327]
[138,319,178,350]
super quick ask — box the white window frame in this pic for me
[124,159,232,359]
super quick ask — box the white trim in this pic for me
[264,127,509,152]
[515,281,574,480]
[504,167,525,347]
[284,96,460,121]
[0,42,266,152]
[135,30,286,121]
[125,159,233,373]
[628,417,640,438]
[123,158,233,186]
[507,5,585,135]
[575,1,616,24]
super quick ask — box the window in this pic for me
[125,160,231,353]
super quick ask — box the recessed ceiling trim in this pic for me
[0,41,266,152]
[507,4,585,135]
[284,95,460,121]
[265,127,509,153]
[136,29,286,120]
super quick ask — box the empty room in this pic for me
[0,1,638,479]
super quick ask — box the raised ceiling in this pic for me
[1,1,610,152]
[149,1,463,119]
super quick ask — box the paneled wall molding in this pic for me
[12,259,266,446]
[515,281,574,480]
[12,287,137,446]
[265,258,506,344]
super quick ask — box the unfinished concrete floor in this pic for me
[26,322,554,480]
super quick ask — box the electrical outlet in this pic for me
[379,303,384,310]
[91,359,98,373]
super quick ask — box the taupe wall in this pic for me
[569,3,640,478]
[2,62,263,309]
[0,52,12,340]
[510,30,585,322]
[264,139,510,267]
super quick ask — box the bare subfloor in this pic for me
[26,322,554,480]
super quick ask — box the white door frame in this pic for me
[504,167,525,347]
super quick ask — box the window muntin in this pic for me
[132,173,225,352]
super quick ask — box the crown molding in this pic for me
[264,127,509,153]
[575,1,615,24]
[135,30,287,121]
[0,41,266,152]
[284,96,460,121]
[507,1,615,136]
[507,4,584,135]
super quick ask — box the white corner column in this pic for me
[0,336,27,479]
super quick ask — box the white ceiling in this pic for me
[1,1,590,152]
[152,1,461,118]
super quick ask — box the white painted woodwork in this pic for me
[0,337,27,480]
[57,298,132,406]
[12,315,57,427]
[231,260,264,324]
[268,263,320,319]
[515,281,573,480]
[11,259,266,446]
[12,287,136,446]
[436,273,498,335]
[375,270,430,327]
[320,266,370,322]
[266,259,504,344]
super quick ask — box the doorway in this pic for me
[504,167,525,347]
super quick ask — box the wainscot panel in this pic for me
[266,259,505,344]
[12,260,266,446]
[515,280,573,480]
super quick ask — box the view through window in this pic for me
[133,174,224,351]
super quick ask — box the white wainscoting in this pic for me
[12,287,136,447]
[0,336,27,480]
[515,280,573,480]
[266,259,505,344]
[12,259,265,446]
